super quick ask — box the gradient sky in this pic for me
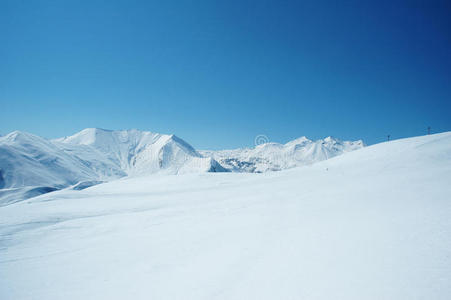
[1,0,450,149]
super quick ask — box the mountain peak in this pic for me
[5,130,32,138]
[285,136,312,146]
[2,130,47,144]
[322,136,339,142]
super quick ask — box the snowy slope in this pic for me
[0,129,224,187]
[1,132,450,299]
[0,129,226,204]
[201,136,364,172]
[0,131,101,189]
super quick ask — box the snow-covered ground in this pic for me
[1,132,451,299]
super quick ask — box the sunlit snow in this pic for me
[1,132,450,299]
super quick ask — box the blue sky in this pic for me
[1,0,450,149]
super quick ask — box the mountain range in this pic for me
[0,128,364,203]
[201,136,364,172]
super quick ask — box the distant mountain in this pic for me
[0,128,364,204]
[0,128,226,204]
[0,131,101,190]
[200,136,364,172]
[54,128,225,176]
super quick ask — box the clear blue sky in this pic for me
[1,0,450,149]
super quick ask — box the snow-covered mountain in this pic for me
[201,136,364,172]
[0,128,363,203]
[0,131,102,190]
[0,128,226,204]
[54,128,226,176]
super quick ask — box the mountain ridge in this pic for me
[0,129,227,203]
[0,128,365,203]
[200,136,364,172]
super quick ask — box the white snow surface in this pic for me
[1,132,451,299]
[201,136,364,172]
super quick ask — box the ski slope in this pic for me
[1,132,451,299]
